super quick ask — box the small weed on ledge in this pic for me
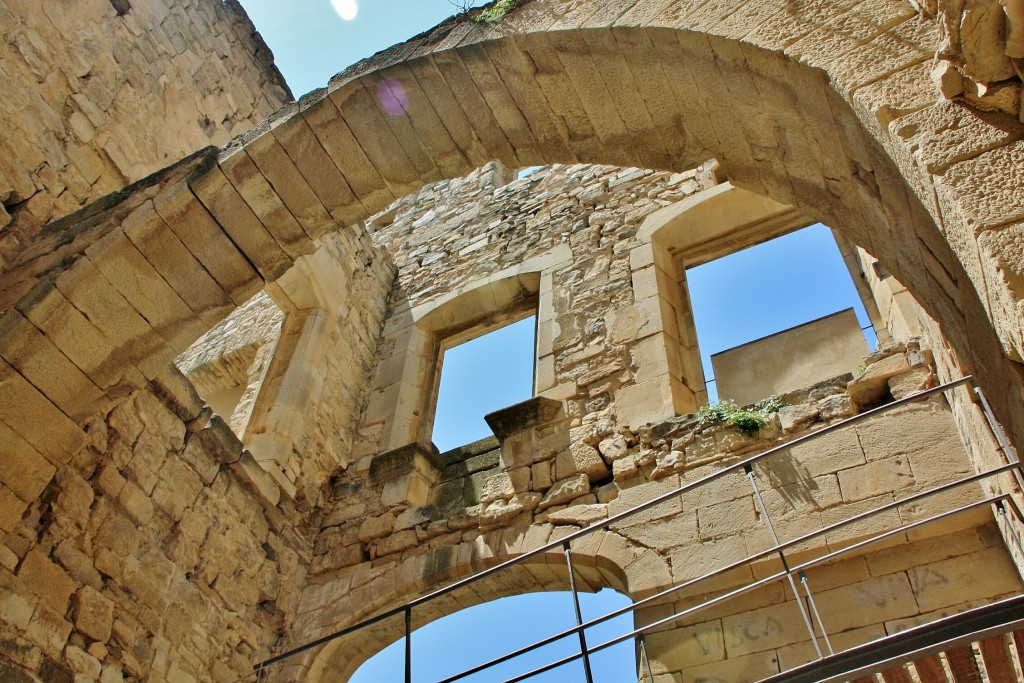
[477,0,517,22]
[696,395,787,437]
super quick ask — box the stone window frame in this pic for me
[624,183,825,422]
[239,248,356,497]
[361,246,572,455]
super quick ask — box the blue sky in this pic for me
[233,2,875,679]
[238,0,489,97]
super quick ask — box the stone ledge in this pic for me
[369,442,442,484]
[484,396,563,440]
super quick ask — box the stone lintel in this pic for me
[484,397,563,441]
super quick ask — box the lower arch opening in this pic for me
[348,589,636,683]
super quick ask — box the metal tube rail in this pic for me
[563,543,595,683]
[499,494,1016,683]
[434,458,1023,683]
[758,594,1024,683]
[745,464,823,658]
[256,375,973,671]
[975,386,1024,493]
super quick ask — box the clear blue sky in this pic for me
[238,0,489,97]
[233,2,875,679]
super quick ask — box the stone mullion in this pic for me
[245,308,334,494]
[230,340,279,441]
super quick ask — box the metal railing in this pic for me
[251,375,1024,683]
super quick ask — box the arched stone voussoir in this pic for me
[294,527,633,683]
[210,0,1020,445]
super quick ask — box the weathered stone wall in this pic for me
[358,162,719,457]
[0,0,291,269]
[292,341,1022,681]
[173,225,396,505]
[0,367,313,683]
[274,231,396,503]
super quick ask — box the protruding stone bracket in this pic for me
[369,442,442,507]
[485,396,563,440]
[484,396,564,469]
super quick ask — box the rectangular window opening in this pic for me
[685,223,878,405]
[431,315,537,453]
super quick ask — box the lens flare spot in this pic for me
[330,0,358,21]
[377,77,410,117]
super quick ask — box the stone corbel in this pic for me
[485,396,564,469]
[369,442,443,507]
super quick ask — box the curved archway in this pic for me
[346,589,635,683]
[297,528,639,683]
[193,10,1022,449]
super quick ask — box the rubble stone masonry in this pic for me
[2,0,1024,680]
[0,0,291,269]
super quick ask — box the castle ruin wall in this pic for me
[0,0,291,270]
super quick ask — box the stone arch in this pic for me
[20,2,1024,466]
[294,523,645,683]
[181,7,1022,454]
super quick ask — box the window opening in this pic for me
[349,589,634,683]
[174,291,284,439]
[685,223,877,403]
[432,316,536,452]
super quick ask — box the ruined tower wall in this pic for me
[0,369,314,683]
[0,0,291,268]
[357,162,719,460]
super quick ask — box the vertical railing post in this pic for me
[405,605,413,683]
[798,570,834,655]
[996,501,1024,558]
[975,387,1024,491]
[564,542,596,683]
[638,634,654,682]
[745,464,825,658]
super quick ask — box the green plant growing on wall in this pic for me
[696,395,787,437]
[477,0,517,22]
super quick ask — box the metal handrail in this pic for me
[499,493,1024,683]
[757,593,1024,683]
[256,375,975,671]
[434,458,1024,683]
[251,374,1024,683]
